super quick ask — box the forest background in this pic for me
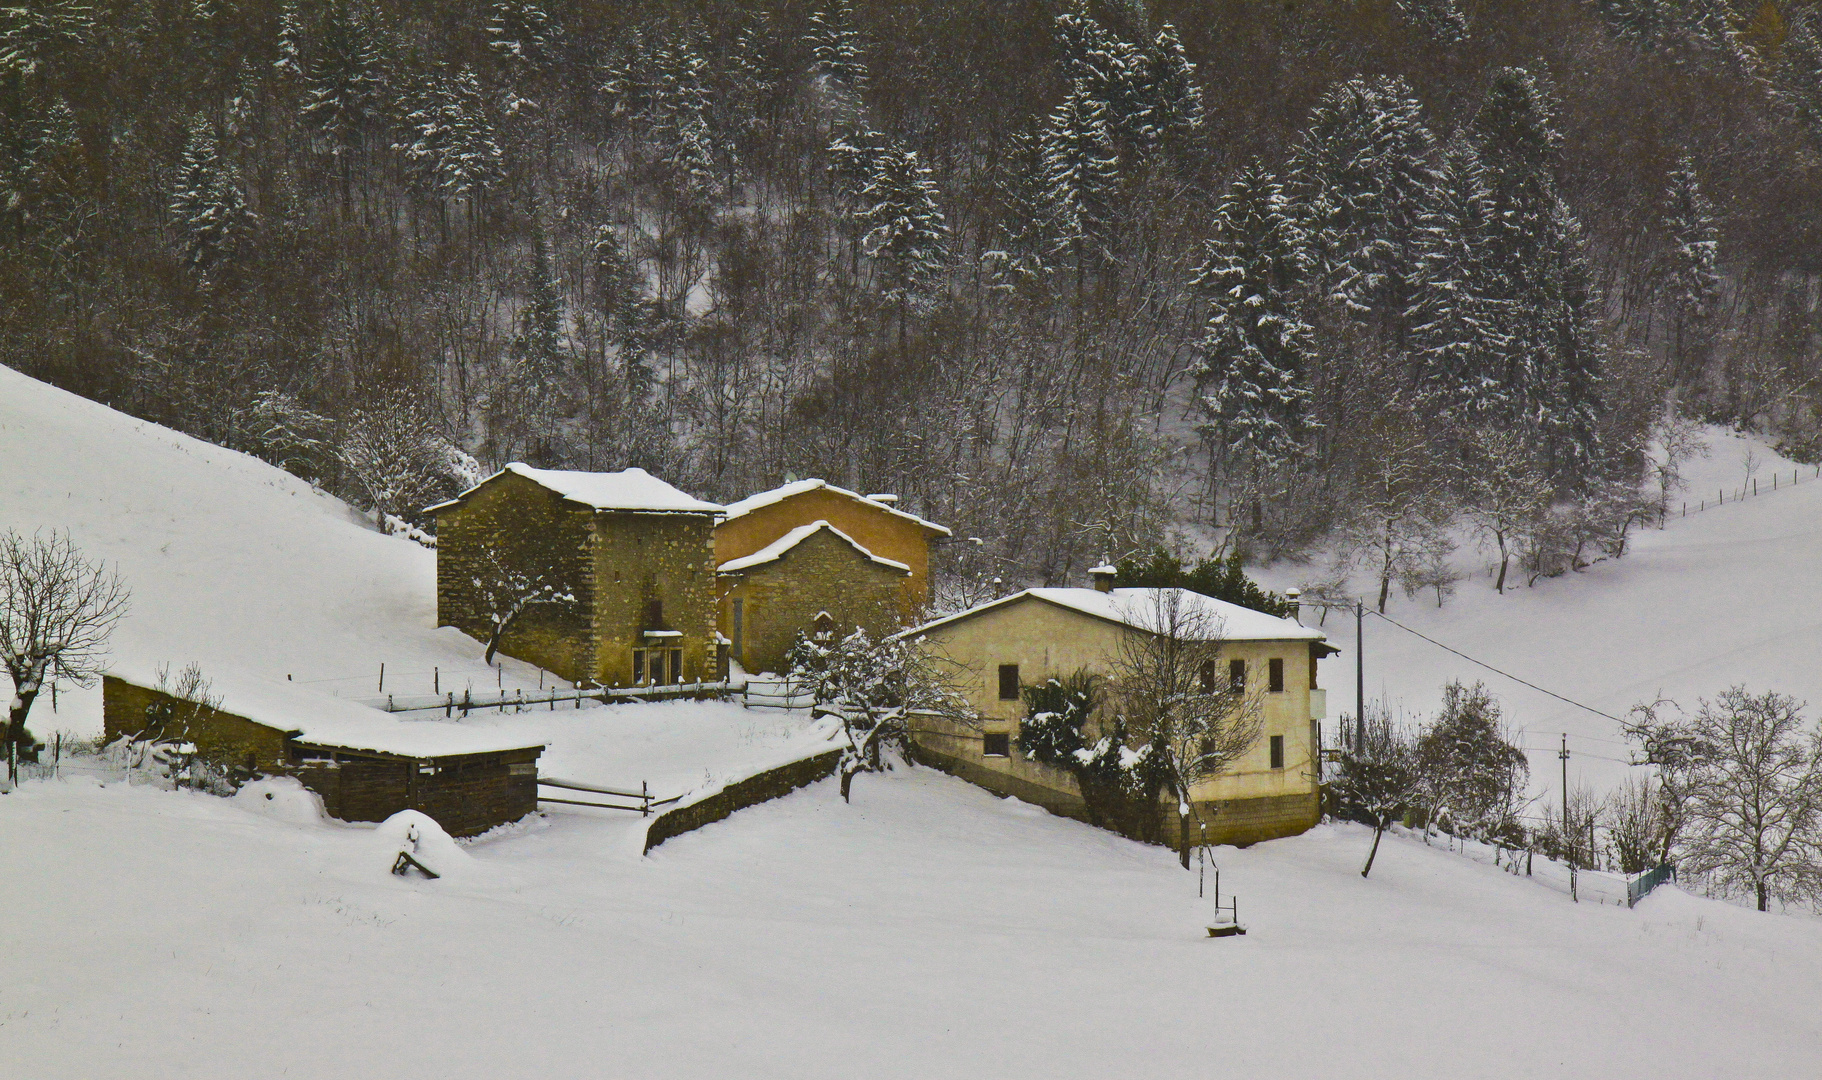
[5,0,1821,609]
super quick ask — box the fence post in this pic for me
[379,663,385,692]
[388,693,394,712]
[434,667,439,694]
[641,780,650,817]
[446,692,453,718]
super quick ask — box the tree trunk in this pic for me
[1362,820,1387,878]
[1377,570,1391,614]
[1757,880,1768,912]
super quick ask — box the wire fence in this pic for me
[1667,462,1821,522]
[1391,824,1675,908]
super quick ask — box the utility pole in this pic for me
[1561,733,1575,901]
[1355,599,1365,752]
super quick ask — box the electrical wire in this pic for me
[1367,609,1628,725]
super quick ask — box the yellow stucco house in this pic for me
[715,480,950,675]
[903,568,1337,848]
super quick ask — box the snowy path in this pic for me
[4,766,1817,1079]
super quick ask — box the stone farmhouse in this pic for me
[903,567,1339,848]
[714,480,951,675]
[426,465,724,689]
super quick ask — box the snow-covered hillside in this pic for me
[0,364,831,791]
[1264,429,1822,799]
[4,765,1817,1079]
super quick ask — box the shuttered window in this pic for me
[1270,735,1285,769]
[1269,658,1285,693]
[998,664,1020,701]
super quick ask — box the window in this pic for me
[670,649,683,685]
[998,664,1020,701]
[645,599,664,628]
[1199,660,1218,694]
[1269,658,1285,693]
[731,599,744,656]
[1229,659,1246,692]
[632,649,646,685]
[1270,735,1285,769]
[982,732,1010,757]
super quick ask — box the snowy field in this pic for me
[1261,428,1822,799]
[3,763,1818,1080]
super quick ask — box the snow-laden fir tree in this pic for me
[1406,132,1507,425]
[1140,23,1204,156]
[806,0,867,93]
[1658,155,1720,386]
[1394,0,1468,44]
[1288,74,1436,347]
[394,68,503,217]
[169,115,252,279]
[1050,10,1147,147]
[0,0,95,80]
[299,0,386,211]
[858,142,949,336]
[1,96,76,229]
[274,2,302,75]
[1191,161,1317,514]
[486,1,560,77]
[1040,79,1121,296]
[651,31,721,203]
[1469,65,1605,486]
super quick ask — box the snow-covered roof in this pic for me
[109,661,546,760]
[899,587,1327,643]
[719,479,950,536]
[427,464,722,514]
[717,520,912,574]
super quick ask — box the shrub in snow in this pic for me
[1330,709,1420,878]
[233,776,327,825]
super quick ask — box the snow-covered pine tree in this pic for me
[1,96,77,233]
[169,115,252,280]
[1191,162,1318,525]
[1287,74,1436,348]
[1407,132,1507,425]
[1141,23,1204,157]
[806,0,867,93]
[1658,155,1720,386]
[486,1,560,77]
[395,68,503,219]
[299,0,385,209]
[1394,0,1468,44]
[1050,10,1147,149]
[0,0,95,80]
[274,2,302,75]
[652,31,722,204]
[1469,66,1605,486]
[858,142,949,341]
[1040,79,1121,297]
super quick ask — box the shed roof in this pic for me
[900,587,1328,644]
[717,520,911,574]
[110,661,547,759]
[426,464,722,515]
[720,479,950,536]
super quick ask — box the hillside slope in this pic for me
[3,765,1817,1079]
[1266,429,1822,796]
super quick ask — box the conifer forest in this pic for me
[5,0,1822,602]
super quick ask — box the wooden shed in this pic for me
[103,675,545,838]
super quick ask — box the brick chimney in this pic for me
[1285,587,1301,624]
[1089,563,1117,593]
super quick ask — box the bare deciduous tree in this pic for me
[1332,707,1420,878]
[0,529,130,758]
[468,545,577,667]
[1110,589,1265,868]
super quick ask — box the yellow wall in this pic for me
[715,487,938,615]
[909,594,1327,842]
[718,528,909,675]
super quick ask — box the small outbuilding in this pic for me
[715,480,949,673]
[103,674,544,838]
[426,464,724,688]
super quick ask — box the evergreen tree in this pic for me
[1191,162,1317,482]
[486,1,560,77]
[395,68,503,213]
[1469,66,1605,485]
[169,115,252,280]
[274,3,302,76]
[1288,75,1436,347]
[1394,0,1468,44]
[1051,10,1147,148]
[1659,155,1720,386]
[1407,133,1507,423]
[652,31,721,203]
[0,0,95,80]
[299,0,385,209]
[858,142,949,339]
[1142,23,1204,156]
[806,1,867,93]
[1040,79,1121,294]
[515,228,567,393]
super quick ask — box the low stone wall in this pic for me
[643,748,842,854]
[908,742,1319,849]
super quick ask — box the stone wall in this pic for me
[102,676,291,774]
[715,486,937,614]
[434,471,598,683]
[591,512,718,687]
[643,749,842,853]
[720,527,909,675]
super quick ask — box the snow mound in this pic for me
[367,810,474,882]
[231,776,326,826]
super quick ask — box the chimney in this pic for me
[1089,563,1117,593]
[866,493,899,505]
[1285,587,1302,624]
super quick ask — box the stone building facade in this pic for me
[903,579,1337,848]
[428,465,723,687]
[717,521,912,676]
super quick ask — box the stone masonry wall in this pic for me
[102,676,291,774]
[721,527,909,676]
[591,511,718,687]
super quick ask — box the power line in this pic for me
[1366,610,1629,725]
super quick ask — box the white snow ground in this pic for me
[1260,428,1822,800]
[0,364,832,794]
[3,764,1817,1080]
